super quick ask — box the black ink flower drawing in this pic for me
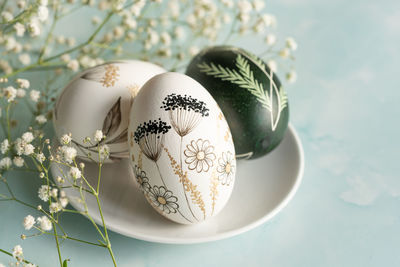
[160,93,209,137]
[148,186,179,214]
[133,119,171,162]
[133,165,150,193]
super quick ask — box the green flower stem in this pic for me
[95,149,116,267]
[0,11,114,80]
[0,0,8,13]
[38,4,59,63]
[78,184,106,241]
[52,221,63,267]
[44,11,114,63]
[0,248,35,266]
[40,232,107,248]
[6,103,12,142]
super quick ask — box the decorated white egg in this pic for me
[128,72,236,224]
[53,60,166,162]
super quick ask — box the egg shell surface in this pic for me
[53,60,166,162]
[128,72,236,224]
[186,46,289,160]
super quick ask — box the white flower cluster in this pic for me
[37,185,68,213]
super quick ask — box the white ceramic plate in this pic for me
[51,124,304,244]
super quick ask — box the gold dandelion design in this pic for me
[217,151,235,186]
[128,84,140,98]
[71,97,128,161]
[164,147,207,220]
[81,63,120,88]
[184,139,216,173]
[197,53,288,131]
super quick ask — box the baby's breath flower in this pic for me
[99,144,110,161]
[15,138,26,156]
[286,70,297,83]
[252,0,265,11]
[16,89,26,98]
[19,53,31,65]
[1,11,13,22]
[0,157,12,169]
[37,216,52,231]
[174,26,185,39]
[30,90,40,102]
[67,37,76,47]
[67,59,79,72]
[38,185,50,201]
[279,47,290,59]
[265,34,276,45]
[261,13,276,27]
[35,115,47,124]
[189,46,199,56]
[286,37,298,51]
[38,5,49,22]
[60,145,77,163]
[23,215,35,230]
[113,26,124,39]
[4,86,17,102]
[12,245,23,260]
[39,172,45,178]
[267,60,277,72]
[92,16,100,24]
[94,130,103,142]
[22,132,34,143]
[23,144,35,155]
[238,0,252,14]
[56,176,64,184]
[14,23,26,37]
[13,156,24,167]
[79,162,85,169]
[36,153,45,163]
[60,54,70,63]
[16,79,30,89]
[60,196,68,208]
[49,202,62,213]
[17,0,26,9]
[69,166,81,179]
[28,20,41,37]
[50,188,58,198]
[1,139,9,154]
[160,32,171,46]
[60,134,72,145]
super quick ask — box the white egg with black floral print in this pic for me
[128,72,236,224]
[53,60,166,163]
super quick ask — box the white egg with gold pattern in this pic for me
[53,60,166,163]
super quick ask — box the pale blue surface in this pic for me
[1,0,400,266]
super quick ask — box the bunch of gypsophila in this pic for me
[0,0,298,266]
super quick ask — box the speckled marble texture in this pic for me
[1,0,399,266]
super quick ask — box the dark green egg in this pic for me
[186,46,289,160]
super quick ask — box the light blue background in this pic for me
[1,0,400,266]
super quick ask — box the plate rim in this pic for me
[53,123,304,244]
